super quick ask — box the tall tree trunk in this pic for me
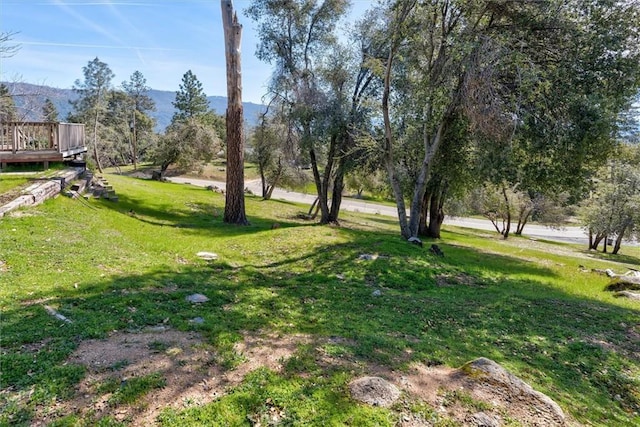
[419,179,447,239]
[418,189,431,237]
[318,132,341,224]
[591,233,605,250]
[427,188,445,239]
[132,109,137,171]
[407,122,445,238]
[382,4,413,240]
[307,197,320,219]
[612,218,632,255]
[328,165,345,223]
[265,185,275,200]
[256,100,274,200]
[309,146,330,222]
[222,0,248,225]
[612,234,624,255]
[501,185,511,239]
[260,166,268,198]
[515,206,532,235]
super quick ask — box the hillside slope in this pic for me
[3,81,265,132]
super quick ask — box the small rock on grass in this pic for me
[186,294,209,303]
[616,291,640,301]
[197,252,218,261]
[408,236,423,247]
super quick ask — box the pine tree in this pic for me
[123,70,156,169]
[42,98,59,122]
[0,83,17,122]
[70,57,114,173]
[171,70,209,124]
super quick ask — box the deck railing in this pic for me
[0,122,85,154]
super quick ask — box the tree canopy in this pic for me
[69,57,115,173]
[371,0,640,240]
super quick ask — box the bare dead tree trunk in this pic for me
[222,0,248,225]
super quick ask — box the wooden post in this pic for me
[12,123,17,154]
[221,0,249,225]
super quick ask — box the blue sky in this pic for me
[1,0,370,104]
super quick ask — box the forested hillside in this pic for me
[2,81,265,131]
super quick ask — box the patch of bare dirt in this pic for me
[436,272,479,287]
[31,330,572,426]
[577,325,640,361]
[33,329,308,427]
[6,209,41,218]
[227,331,312,384]
[0,187,23,206]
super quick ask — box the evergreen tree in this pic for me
[42,98,59,122]
[123,70,156,169]
[154,72,222,178]
[0,83,17,122]
[69,57,115,173]
[171,70,208,123]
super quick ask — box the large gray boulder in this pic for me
[462,357,565,425]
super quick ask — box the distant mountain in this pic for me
[2,82,266,132]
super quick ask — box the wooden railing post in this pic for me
[12,123,17,154]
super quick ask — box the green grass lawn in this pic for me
[0,165,66,195]
[0,173,638,426]
[0,175,31,194]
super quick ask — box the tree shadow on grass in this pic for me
[585,250,640,268]
[1,224,639,425]
[93,190,314,238]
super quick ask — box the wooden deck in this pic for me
[0,122,86,166]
